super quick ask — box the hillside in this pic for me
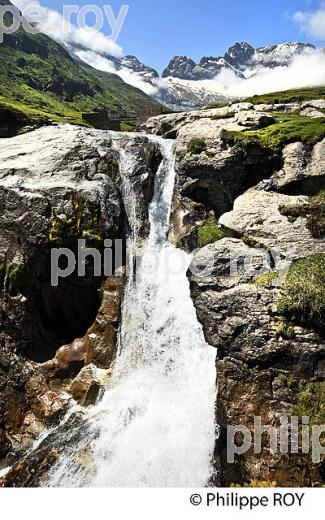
[0,2,161,130]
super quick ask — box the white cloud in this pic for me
[11,0,123,57]
[212,51,325,98]
[293,3,325,39]
[74,49,160,96]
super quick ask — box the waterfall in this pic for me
[48,135,216,487]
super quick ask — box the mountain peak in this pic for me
[224,42,255,69]
[120,55,159,80]
[162,56,196,79]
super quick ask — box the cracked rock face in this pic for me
[189,238,325,486]
[273,139,325,194]
[219,189,325,258]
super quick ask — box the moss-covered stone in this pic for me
[187,137,207,155]
[307,190,325,239]
[254,270,279,288]
[221,114,325,150]
[0,261,26,295]
[277,254,325,329]
[49,194,106,244]
[279,190,325,238]
[275,373,296,388]
[197,215,225,247]
[274,318,295,340]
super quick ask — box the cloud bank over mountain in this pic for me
[212,51,325,98]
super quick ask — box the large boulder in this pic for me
[273,139,325,194]
[219,189,325,258]
[235,111,275,128]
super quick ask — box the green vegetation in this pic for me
[274,318,295,340]
[120,121,137,132]
[49,195,106,244]
[221,113,325,150]
[279,190,325,239]
[205,102,231,110]
[277,254,325,329]
[290,381,325,459]
[187,137,207,155]
[0,260,25,295]
[197,215,225,247]
[275,373,296,388]
[244,87,325,105]
[254,270,279,288]
[206,87,325,113]
[0,23,160,129]
[293,381,325,427]
[231,480,277,488]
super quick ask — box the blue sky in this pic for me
[22,0,325,72]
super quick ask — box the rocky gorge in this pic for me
[0,95,324,486]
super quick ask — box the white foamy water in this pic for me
[48,135,216,487]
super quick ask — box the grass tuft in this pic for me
[197,215,225,247]
[254,271,279,288]
[221,114,325,150]
[277,254,325,329]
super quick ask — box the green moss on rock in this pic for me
[0,261,25,295]
[307,190,325,239]
[254,270,279,288]
[279,190,325,238]
[277,254,325,329]
[187,137,207,155]
[197,216,225,247]
[274,318,295,340]
[221,114,325,150]
[293,382,325,426]
[49,194,106,244]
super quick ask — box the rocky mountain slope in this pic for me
[0,0,161,133]
[0,89,324,487]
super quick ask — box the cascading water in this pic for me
[48,135,217,487]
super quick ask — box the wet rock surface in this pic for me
[0,126,161,471]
